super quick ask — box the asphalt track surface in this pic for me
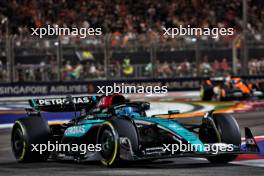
[0,111,264,176]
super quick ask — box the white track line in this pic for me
[0,123,13,129]
[232,159,264,167]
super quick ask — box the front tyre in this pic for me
[199,113,241,163]
[97,118,139,167]
[97,121,119,167]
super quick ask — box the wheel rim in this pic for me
[100,129,115,159]
[12,128,24,158]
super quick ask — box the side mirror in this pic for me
[168,110,180,115]
[141,102,150,110]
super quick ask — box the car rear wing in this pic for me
[28,95,100,112]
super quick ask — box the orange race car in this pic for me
[200,76,264,101]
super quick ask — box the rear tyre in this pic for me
[97,118,139,167]
[199,113,241,163]
[11,115,50,162]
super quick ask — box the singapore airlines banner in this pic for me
[0,76,263,97]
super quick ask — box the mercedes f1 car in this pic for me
[200,76,264,101]
[11,94,260,167]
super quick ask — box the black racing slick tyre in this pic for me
[199,113,241,163]
[97,118,139,167]
[11,115,50,162]
[200,84,214,101]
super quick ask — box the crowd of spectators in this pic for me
[1,57,264,82]
[61,61,105,81]
[154,58,264,77]
[0,59,7,81]
[156,57,233,78]
[15,57,58,82]
[1,0,264,82]
[14,60,105,82]
[0,0,264,43]
[248,58,264,75]
[199,57,233,76]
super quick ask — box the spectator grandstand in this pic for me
[0,0,264,82]
[0,0,264,38]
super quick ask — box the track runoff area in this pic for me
[0,92,263,176]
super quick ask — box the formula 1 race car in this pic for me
[200,76,264,101]
[11,94,260,167]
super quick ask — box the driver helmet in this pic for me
[117,107,140,117]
